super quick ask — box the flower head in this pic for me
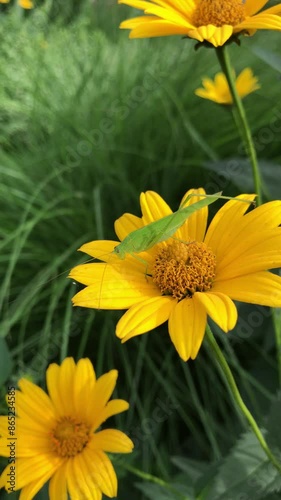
[70,189,281,362]
[195,67,260,104]
[18,0,33,8]
[119,0,281,47]
[0,358,133,499]
[0,0,34,6]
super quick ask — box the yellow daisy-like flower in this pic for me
[69,189,281,362]
[18,0,33,9]
[119,0,281,47]
[0,358,133,499]
[195,67,260,104]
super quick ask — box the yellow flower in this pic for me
[195,67,260,104]
[18,0,33,9]
[118,0,281,47]
[0,358,133,499]
[0,0,10,3]
[69,189,281,362]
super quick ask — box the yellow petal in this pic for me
[209,25,234,46]
[90,371,120,430]
[0,416,49,450]
[144,4,193,27]
[178,187,208,242]
[11,391,52,431]
[235,68,260,97]
[49,462,68,500]
[193,292,237,332]
[244,0,269,16]
[71,455,102,500]
[71,270,159,310]
[215,201,281,269]
[90,429,134,453]
[116,296,175,341]
[188,25,233,46]
[153,0,195,15]
[127,19,191,38]
[119,0,195,12]
[195,74,231,104]
[237,14,281,31]
[263,4,281,15]
[46,363,66,417]
[18,471,52,500]
[213,271,281,307]
[69,258,148,287]
[140,191,172,224]
[77,240,117,262]
[17,379,55,422]
[217,231,281,279]
[0,455,62,490]
[204,194,256,258]
[114,213,143,241]
[82,449,117,498]
[73,358,96,422]
[242,200,281,229]
[0,425,51,457]
[118,0,152,8]
[57,357,76,416]
[120,15,159,30]
[168,297,207,361]
[92,399,129,430]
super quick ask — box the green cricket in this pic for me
[113,192,254,259]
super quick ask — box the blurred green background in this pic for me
[1,0,281,498]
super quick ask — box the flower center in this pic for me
[152,240,216,300]
[193,0,245,27]
[50,416,91,458]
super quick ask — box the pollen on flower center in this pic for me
[50,416,91,458]
[193,0,245,27]
[152,240,216,300]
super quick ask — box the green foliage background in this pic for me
[1,0,281,498]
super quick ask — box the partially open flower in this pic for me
[195,68,260,104]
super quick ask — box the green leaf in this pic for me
[171,456,209,482]
[266,394,281,451]
[250,47,281,73]
[202,159,281,200]
[171,456,221,498]
[206,431,281,500]
[135,481,194,500]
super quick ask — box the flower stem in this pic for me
[205,324,281,474]
[216,45,263,205]
[120,463,191,500]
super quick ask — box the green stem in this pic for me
[120,463,191,500]
[216,45,263,205]
[205,324,281,474]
